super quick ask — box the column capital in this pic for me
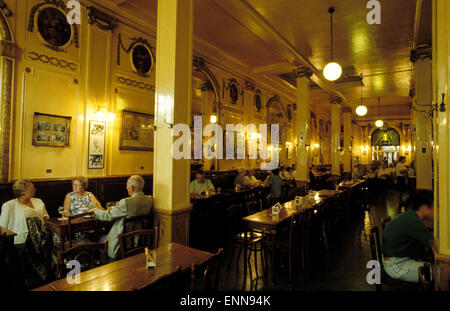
[199,80,213,92]
[409,88,415,98]
[342,106,352,113]
[329,96,343,105]
[410,47,432,63]
[293,66,313,79]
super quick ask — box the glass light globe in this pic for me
[355,105,368,116]
[375,120,384,127]
[210,114,217,124]
[323,62,342,81]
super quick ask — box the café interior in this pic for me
[0,0,449,292]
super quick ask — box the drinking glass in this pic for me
[58,206,67,221]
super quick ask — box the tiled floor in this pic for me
[218,189,403,291]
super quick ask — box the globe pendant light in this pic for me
[375,96,384,127]
[323,7,342,81]
[356,74,368,116]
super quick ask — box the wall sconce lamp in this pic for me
[413,93,446,117]
[95,105,115,121]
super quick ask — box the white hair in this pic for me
[127,175,145,191]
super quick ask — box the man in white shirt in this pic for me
[351,164,362,180]
[244,169,261,187]
[291,164,297,180]
[190,170,215,195]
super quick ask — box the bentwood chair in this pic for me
[123,213,153,234]
[67,212,95,248]
[191,248,224,291]
[56,241,108,279]
[118,228,158,259]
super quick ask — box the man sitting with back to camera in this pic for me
[382,189,435,283]
[90,175,153,261]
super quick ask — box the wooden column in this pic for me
[343,106,352,172]
[432,0,450,291]
[153,0,193,246]
[294,66,312,184]
[412,47,433,190]
[330,96,342,176]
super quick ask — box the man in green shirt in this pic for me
[382,189,435,282]
[190,170,215,195]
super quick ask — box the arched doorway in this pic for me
[0,4,16,182]
[371,128,401,165]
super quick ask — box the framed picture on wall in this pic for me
[120,110,154,151]
[88,120,106,169]
[32,112,71,147]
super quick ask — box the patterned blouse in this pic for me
[69,191,93,215]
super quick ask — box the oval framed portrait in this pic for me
[254,92,262,112]
[287,106,292,122]
[36,6,73,49]
[229,83,239,104]
[131,44,154,77]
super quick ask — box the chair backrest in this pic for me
[56,241,108,279]
[118,228,158,259]
[123,213,153,234]
[245,198,261,215]
[67,212,93,247]
[369,226,383,291]
[227,203,244,236]
[381,216,391,231]
[190,248,224,291]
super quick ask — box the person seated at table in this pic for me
[351,164,362,180]
[234,168,247,187]
[377,161,391,180]
[279,165,289,180]
[396,156,408,201]
[284,167,294,180]
[264,168,283,200]
[0,180,51,289]
[90,175,153,260]
[190,169,215,195]
[382,189,435,283]
[244,169,261,187]
[291,164,297,180]
[64,176,103,215]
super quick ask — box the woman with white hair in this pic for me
[63,176,103,215]
[234,168,248,187]
[0,180,51,288]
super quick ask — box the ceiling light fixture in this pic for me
[323,7,342,81]
[356,74,368,116]
[375,96,383,127]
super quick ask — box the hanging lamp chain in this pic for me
[329,7,334,61]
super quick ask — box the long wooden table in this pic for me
[241,195,325,284]
[32,243,213,291]
[45,217,105,251]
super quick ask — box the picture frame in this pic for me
[32,112,71,147]
[88,120,106,169]
[120,110,154,151]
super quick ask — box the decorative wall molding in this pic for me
[199,80,213,92]
[0,1,12,18]
[410,47,432,63]
[115,74,154,91]
[193,56,221,109]
[28,51,78,72]
[27,0,80,51]
[117,34,154,77]
[0,40,17,59]
[87,6,118,31]
[245,80,256,91]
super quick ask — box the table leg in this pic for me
[271,233,277,285]
[243,230,247,280]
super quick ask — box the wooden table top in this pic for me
[338,179,366,189]
[242,195,323,227]
[0,226,16,237]
[44,216,103,236]
[32,243,213,291]
[314,189,340,197]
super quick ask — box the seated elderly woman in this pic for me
[64,176,103,215]
[234,168,248,187]
[0,180,51,289]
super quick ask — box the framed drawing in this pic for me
[88,120,106,169]
[32,113,71,147]
[120,110,154,151]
